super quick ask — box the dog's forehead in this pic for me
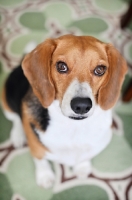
[54,36,107,62]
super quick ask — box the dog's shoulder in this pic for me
[22,89,50,132]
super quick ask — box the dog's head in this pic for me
[22,35,127,120]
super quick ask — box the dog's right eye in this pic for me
[56,61,68,73]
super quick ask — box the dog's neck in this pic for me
[35,100,113,166]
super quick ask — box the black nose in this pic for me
[70,97,92,115]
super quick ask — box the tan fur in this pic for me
[22,102,48,159]
[98,44,128,109]
[22,39,56,108]
[22,34,127,109]
[51,36,109,103]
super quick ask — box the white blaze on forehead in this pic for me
[61,79,95,117]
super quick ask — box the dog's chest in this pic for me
[36,101,112,166]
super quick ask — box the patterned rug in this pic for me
[0,0,132,200]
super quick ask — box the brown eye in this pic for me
[94,65,107,76]
[56,61,68,73]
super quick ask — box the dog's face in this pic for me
[22,35,127,120]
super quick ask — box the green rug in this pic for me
[0,0,132,200]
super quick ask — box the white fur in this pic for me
[2,79,113,187]
[32,79,112,187]
[35,100,112,167]
[61,79,95,118]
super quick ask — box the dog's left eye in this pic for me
[94,65,107,76]
[56,61,68,73]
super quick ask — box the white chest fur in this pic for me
[36,101,112,166]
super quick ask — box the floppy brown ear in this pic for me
[98,44,128,110]
[22,39,56,108]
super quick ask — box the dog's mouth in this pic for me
[69,116,87,120]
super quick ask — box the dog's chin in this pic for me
[69,116,87,120]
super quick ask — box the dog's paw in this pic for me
[36,169,55,189]
[74,161,92,179]
[10,126,26,148]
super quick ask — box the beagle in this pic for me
[1,35,127,188]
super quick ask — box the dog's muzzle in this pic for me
[70,97,92,120]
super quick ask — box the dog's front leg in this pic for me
[74,160,92,179]
[22,118,55,189]
[22,105,55,188]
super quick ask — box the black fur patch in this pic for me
[5,66,29,116]
[32,103,50,131]
[5,65,50,132]
[24,91,50,131]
